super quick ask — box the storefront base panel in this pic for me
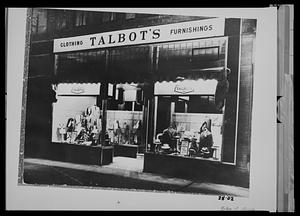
[44,142,114,166]
[143,152,249,188]
[113,144,138,158]
[24,137,52,159]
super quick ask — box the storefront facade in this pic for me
[25,9,256,188]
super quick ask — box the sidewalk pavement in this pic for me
[22,158,249,197]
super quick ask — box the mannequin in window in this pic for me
[122,122,130,144]
[133,120,142,145]
[198,121,213,158]
[74,114,82,135]
[85,104,101,132]
[65,117,76,142]
[161,124,178,151]
[113,120,121,144]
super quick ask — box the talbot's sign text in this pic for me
[54,18,225,53]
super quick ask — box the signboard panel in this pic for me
[56,83,101,95]
[154,79,218,95]
[53,18,225,53]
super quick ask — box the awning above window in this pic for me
[154,78,218,95]
[56,83,101,95]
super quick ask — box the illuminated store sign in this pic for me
[54,18,225,53]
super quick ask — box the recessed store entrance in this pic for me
[102,154,144,172]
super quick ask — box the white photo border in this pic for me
[6,7,277,211]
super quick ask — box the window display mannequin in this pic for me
[113,120,121,144]
[133,120,142,145]
[85,104,101,131]
[58,123,66,142]
[121,122,130,144]
[74,114,83,135]
[161,124,178,151]
[66,118,75,132]
[198,121,214,158]
[65,118,76,142]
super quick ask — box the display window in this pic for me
[52,82,145,147]
[106,83,143,146]
[151,37,229,162]
[52,83,101,146]
[153,79,224,161]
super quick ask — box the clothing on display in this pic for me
[156,120,215,159]
[133,120,142,145]
[57,104,102,145]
